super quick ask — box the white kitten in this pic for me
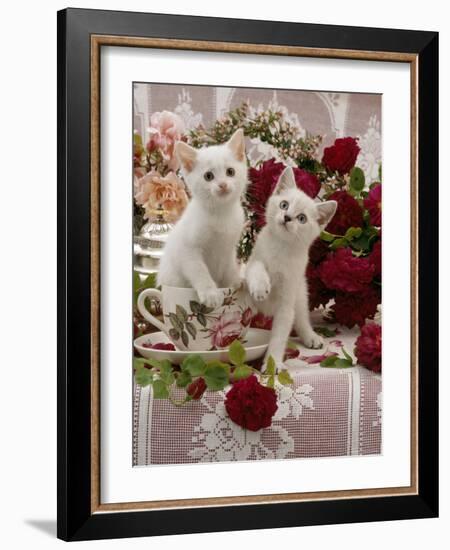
[158,129,248,308]
[245,167,337,368]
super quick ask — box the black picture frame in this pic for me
[57,7,438,541]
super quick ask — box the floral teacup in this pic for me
[137,285,255,351]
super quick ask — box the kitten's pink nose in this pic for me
[218,182,228,191]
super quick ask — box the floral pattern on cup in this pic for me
[165,289,252,351]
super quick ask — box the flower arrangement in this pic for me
[133,100,383,431]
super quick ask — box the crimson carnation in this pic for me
[309,237,330,265]
[247,159,320,228]
[225,375,278,431]
[332,287,380,328]
[307,264,334,310]
[322,137,360,175]
[355,323,382,373]
[319,247,375,293]
[369,239,382,279]
[325,190,364,235]
[364,183,382,227]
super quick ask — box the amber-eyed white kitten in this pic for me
[158,129,248,308]
[245,167,337,368]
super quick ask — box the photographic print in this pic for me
[132,83,382,466]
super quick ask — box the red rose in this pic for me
[325,190,364,235]
[307,264,334,310]
[247,159,320,228]
[332,287,380,328]
[319,247,375,293]
[322,137,360,175]
[225,375,278,431]
[241,307,253,327]
[364,184,382,227]
[369,239,382,279]
[187,377,207,400]
[355,323,382,372]
[250,312,273,330]
[284,347,300,360]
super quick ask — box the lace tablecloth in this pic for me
[133,328,382,466]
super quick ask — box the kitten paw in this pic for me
[301,331,324,349]
[197,288,224,309]
[249,276,271,302]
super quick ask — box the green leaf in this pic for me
[142,272,157,289]
[330,237,348,250]
[286,340,299,350]
[314,326,338,338]
[342,348,353,363]
[185,321,197,340]
[168,313,184,331]
[152,379,169,398]
[277,369,294,386]
[349,166,365,192]
[176,304,188,322]
[181,330,189,348]
[197,313,207,327]
[266,375,275,389]
[320,355,338,368]
[320,230,335,242]
[265,356,276,376]
[176,371,192,388]
[189,300,201,314]
[134,356,161,370]
[233,365,253,381]
[334,358,354,368]
[181,355,206,377]
[169,328,180,341]
[344,227,363,241]
[378,163,382,181]
[204,364,229,390]
[135,367,153,387]
[228,340,246,366]
[133,271,141,291]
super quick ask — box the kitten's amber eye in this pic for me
[280,200,289,210]
[297,213,307,224]
[226,167,235,177]
[204,171,214,182]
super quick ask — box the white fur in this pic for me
[245,167,337,368]
[158,130,248,308]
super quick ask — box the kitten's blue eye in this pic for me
[297,213,307,224]
[204,171,214,182]
[226,167,235,177]
[280,200,289,210]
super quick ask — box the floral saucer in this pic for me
[134,328,270,365]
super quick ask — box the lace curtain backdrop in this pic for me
[133,83,382,183]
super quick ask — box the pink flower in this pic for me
[364,184,382,227]
[241,307,253,327]
[209,311,243,348]
[134,170,189,222]
[146,111,186,170]
[300,351,338,364]
[250,313,273,330]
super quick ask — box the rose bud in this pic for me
[187,377,207,400]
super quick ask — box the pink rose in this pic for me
[134,170,189,222]
[209,311,243,348]
[241,307,253,327]
[147,111,186,170]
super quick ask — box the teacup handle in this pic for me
[137,288,167,333]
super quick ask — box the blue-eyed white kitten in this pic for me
[245,167,337,368]
[158,129,247,308]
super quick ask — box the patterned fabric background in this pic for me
[133,83,382,183]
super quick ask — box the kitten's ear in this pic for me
[316,200,337,227]
[175,141,197,173]
[227,129,246,161]
[274,167,296,194]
